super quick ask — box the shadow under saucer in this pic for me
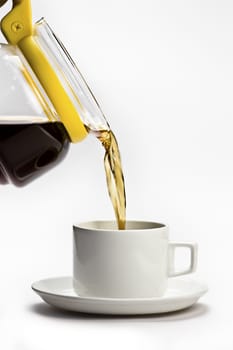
[28,302,210,322]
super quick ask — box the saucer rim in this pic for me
[32,276,208,303]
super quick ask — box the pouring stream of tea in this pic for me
[97,130,126,230]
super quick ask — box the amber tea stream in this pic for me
[97,130,126,230]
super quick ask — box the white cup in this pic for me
[73,221,198,298]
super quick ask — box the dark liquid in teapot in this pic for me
[0,121,69,186]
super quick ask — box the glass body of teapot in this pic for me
[0,2,109,186]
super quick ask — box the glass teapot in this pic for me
[0,0,109,186]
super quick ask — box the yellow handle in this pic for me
[1,0,32,44]
[0,0,88,142]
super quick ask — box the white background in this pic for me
[0,0,232,348]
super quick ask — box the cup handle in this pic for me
[168,242,198,277]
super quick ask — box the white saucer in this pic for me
[32,277,208,315]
